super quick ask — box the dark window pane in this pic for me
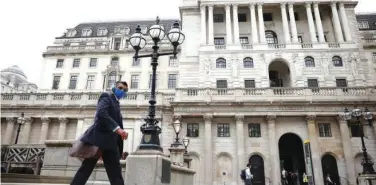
[73,58,80,68]
[56,59,64,68]
[217,123,230,137]
[308,79,318,88]
[238,13,247,22]
[187,123,199,137]
[243,57,254,68]
[263,13,273,21]
[248,123,261,137]
[214,14,224,22]
[305,57,315,67]
[332,56,343,67]
[336,79,347,87]
[52,76,61,89]
[318,123,332,137]
[214,37,225,45]
[111,57,119,66]
[216,58,226,68]
[69,76,78,89]
[265,31,278,44]
[245,80,255,88]
[216,80,227,88]
[89,58,97,67]
[350,124,361,137]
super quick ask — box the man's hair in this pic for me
[116,81,128,87]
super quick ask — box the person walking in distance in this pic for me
[244,163,253,185]
[303,172,308,185]
[70,81,129,185]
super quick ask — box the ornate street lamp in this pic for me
[15,112,25,144]
[183,137,190,154]
[171,119,182,147]
[344,107,375,175]
[130,17,185,151]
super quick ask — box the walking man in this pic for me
[70,81,129,185]
[245,163,253,185]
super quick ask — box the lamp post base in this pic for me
[357,174,376,185]
[137,124,163,152]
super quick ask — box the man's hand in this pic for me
[115,128,128,140]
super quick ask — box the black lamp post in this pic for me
[171,119,182,147]
[129,17,185,151]
[15,112,25,144]
[344,107,375,175]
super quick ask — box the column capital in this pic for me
[280,2,287,7]
[207,4,214,9]
[24,117,33,124]
[225,4,231,10]
[249,3,256,8]
[305,2,313,8]
[330,2,338,7]
[256,2,263,6]
[41,117,51,124]
[235,114,244,123]
[266,114,276,122]
[6,117,15,124]
[306,114,316,121]
[173,115,182,121]
[200,5,206,11]
[203,114,213,122]
[58,117,69,124]
[288,2,294,7]
[232,4,238,8]
[313,2,320,7]
[338,2,345,7]
[337,114,348,122]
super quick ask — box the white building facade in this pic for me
[1,65,38,93]
[1,1,376,185]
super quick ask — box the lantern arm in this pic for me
[133,51,177,60]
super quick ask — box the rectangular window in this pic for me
[350,124,361,137]
[52,76,61,90]
[240,37,249,44]
[213,14,224,22]
[149,74,158,89]
[114,38,121,50]
[263,13,273,21]
[73,58,80,68]
[248,123,261,137]
[216,80,227,88]
[298,36,303,43]
[244,80,256,88]
[217,123,230,137]
[238,13,247,22]
[89,58,97,67]
[307,79,319,88]
[169,56,178,66]
[214,37,225,45]
[69,75,78,89]
[56,59,64,68]
[187,123,199,137]
[336,79,347,87]
[168,74,177,89]
[358,21,369,29]
[132,58,140,66]
[131,75,139,89]
[318,123,332,137]
[86,75,95,89]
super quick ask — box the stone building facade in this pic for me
[1,65,38,93]
[1,1,376,185]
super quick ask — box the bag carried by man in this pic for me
[240,169,246,181]
[69,125,102,159]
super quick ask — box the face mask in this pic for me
[112,87,125,99]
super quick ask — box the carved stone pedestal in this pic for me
[358,174,376,185]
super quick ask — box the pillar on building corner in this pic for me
[330,2,344,42]
[338,114,356,185]
[306,114,324,185]
[40,117,50,144]
[267,114,280,185]
[235,114,245,185]
[207,5,214,45]
[288,3,298,43]
[257,3,266,43]
[249,3,258,44]
[280,2,291,44]
[225,4,233,45]
[203,114,213,185]
[4,117,15,144]
[58,117,68,140]
[200,5,207,45]
[305,3,318,43]
[20,117,33,144]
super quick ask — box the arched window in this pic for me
[243,57,254,68]
[111,57,119,66]
[304,56,315,67]
[216,58,226,68]
[265,30,278,44]
[332,56,343,67]
[107,71,117,88]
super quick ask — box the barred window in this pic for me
[73,58,80,68]
[307,79,318,88]
[86,75,95,89]
[56,59,64,68]
[216,58,226,68]
[244,80,255,88]
[187,123,199,137]
[168,74,177,89]
[52,76,61,90]
[318,123,332,137]
[69,75,78,89]
[216,80,227,88]
[332,56,343,67]
[169,56,178,66]
[240,37,249,44]
[213,14,224,22]
[217,123,230,137]
[243,57,254,68]
[89,58,97,67]
[336,79,347,87]
[304,56,315,67]
[131,75,139,89]
[248,123,261,137]
[214,37,225,45]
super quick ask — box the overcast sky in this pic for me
[0,0,374,85]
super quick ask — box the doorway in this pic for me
[249,155,265,185]
[279,133,306,185]
[268,60,291,87]
[321,154,340,185]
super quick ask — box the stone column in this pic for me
[338,114,356,185]
[313,3,325,43]
[19,117,33,144]
[208,5,214,45]
[305,3,318,43]
[288,3,299,43]
[200,5,207,45]
[338,3,352,42]
[39,117,50,144]
[235,114,245,185]
[267,115,280,185]
[4,117,15,144]
[225,5,233,45]
[204,114,213,185]
[257,3,266,43]
[58,117,68,140]
[249,3,258,44]
[306,115,324,185]
[280,3,291,44]
[330,2,344,42]
[232,4,240,44]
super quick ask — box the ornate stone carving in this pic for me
[266,114,276,122]
[203,114,213,122]
[41,117,51,124]
[173,115,182,121]
[24,117,33,124]
[235,115,244,123]
[58,117,69,124]
[306,114,316,121]
[337,114,348,122]
[6,117,15,124]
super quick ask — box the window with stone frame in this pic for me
[217,123,230,137]
[350,124,361,137]
[89,58,97,67]
[131,74,139,89]
[107,71,117,88]
[52,76,61,90]
[265,31,278,44]
[214,37,225,45]
[111,57,119,66]
[113,38,121,50]
[240,37,249,45]
[216,80,228,88]
[332,56,343,67]
[213,14,224,22]
[132,58,140,66]
[248,123,261,137]
[56,59,64,68]
[73,58,80,68]
[169,56,178,67]
[168,74,177,89]
[335,79,347,87]
[86,75,95,89]
[187,123,199,137]
[244,80,256,88]
[68,75,78,89]
[304,56,315,67]
[263,13,273,21]
[238,13,247,22]
[243,57,254,68]
[318,123,332,137]
[216,58,226,68]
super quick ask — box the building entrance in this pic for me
[321,154,340,185]
[279,133,306,185]
[249,155,265,185]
